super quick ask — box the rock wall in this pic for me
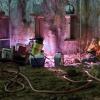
[0,0,100,54]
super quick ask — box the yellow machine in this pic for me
[31,42,43,55]
[31,37,44,56]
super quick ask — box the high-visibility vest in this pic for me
[31,42,43,55]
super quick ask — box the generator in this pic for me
[54,52,64,67]
[1,48,13,59]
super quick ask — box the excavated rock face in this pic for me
[0,0,100,55]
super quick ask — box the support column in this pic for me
[64,15,71,40]
[30,14,44,37]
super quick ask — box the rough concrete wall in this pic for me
[1,0,100,54]
[79,0,100,50]
[0,0,80,54]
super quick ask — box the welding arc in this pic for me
[84,70,100,82]
[4,69,92,94]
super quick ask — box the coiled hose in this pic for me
[4,69,92,94]
[63,75,91,83]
